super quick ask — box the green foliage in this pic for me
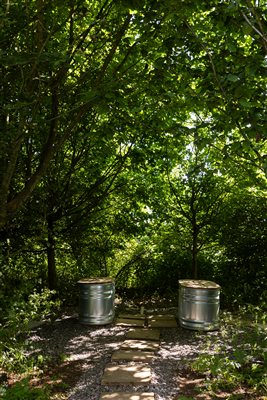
[1,288,61,334]
[0,379,49,400]
[192,309,267,395]
[0,289,61,372]
[0,0,266,355]
[215,192,267,307]
[175,397,194,400]
[244,303,267,326]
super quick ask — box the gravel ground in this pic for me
[29,306,210,400]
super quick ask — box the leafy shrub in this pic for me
[192,309,267,395]
[0,378,49,400]
[0,289,61,372]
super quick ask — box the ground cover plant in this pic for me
[0,289,60,376]
[188,306,267,399]
[0,379,50,400]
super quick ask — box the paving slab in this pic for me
[111,350,155,362]
[100,392,155,400]
[115,318,145,327]
[121,339,159,352]
[145,307,177,313]
[147,314,176,320]
[124,306,140,311]
[147,317,177,328]
[126,328,160,341]
[118,313,146,320]
[101,364,151,385]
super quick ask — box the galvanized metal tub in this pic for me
[178,279,220,331]
[78,278,115,325]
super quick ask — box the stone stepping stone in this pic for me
[100,392,155,400]
[126,328,160,341]
[121,339,159,352]
[111,350,155,362]
[147,316,177,328]
[118,313,146,320]
[147,314,176,320]
[101,364,151,385]
[115,318,145,327]
[124,306,140,311]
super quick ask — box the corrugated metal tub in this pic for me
[78,278,115,325]
[178,279,220,331]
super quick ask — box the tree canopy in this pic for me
[0,0,266,309]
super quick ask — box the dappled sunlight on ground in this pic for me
[15,305,265,400]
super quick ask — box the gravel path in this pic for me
[29,306,209,400]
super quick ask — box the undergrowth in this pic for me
[0,289,61,372]
[192,304,267,396]
[0,378,50,400]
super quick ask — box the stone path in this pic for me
[111,350,155,362]
[100,310,178,399]
[120,339,160,351]
[126,328,160,341]
[100,393,155,400]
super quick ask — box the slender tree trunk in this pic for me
[47,218,57,290]
[190,179,198,279]
[192,232,198,279]
[191,207,198,279]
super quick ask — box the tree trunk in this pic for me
[191,210,198,279]
[192,232,198,279]
[47,218,57,290]
[190,180,198,279]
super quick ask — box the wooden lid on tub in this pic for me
[178,279,220,289]
[78,278,115,284]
